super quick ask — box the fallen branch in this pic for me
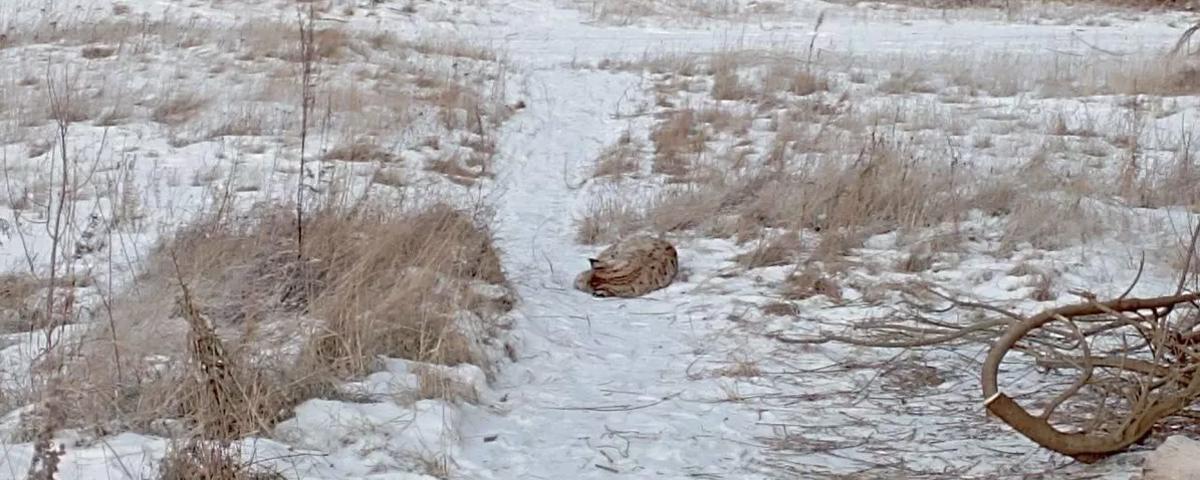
[981,292,1200,463]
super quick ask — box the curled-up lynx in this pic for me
[575,235,678,298]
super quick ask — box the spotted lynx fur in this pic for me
[575,235,678,298]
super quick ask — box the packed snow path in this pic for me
[461,29,768,480]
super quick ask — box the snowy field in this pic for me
[0,0,1198,479]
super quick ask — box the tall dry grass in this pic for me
[56,199,511,441]
[579,41,1199,283]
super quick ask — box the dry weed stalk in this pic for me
[27,60,87,480]
[171,260,243,441]
[296,3,319,259]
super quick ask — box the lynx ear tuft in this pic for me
[588,258,599,267]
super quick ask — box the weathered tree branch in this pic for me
[981,292,1200,463]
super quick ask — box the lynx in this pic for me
[575,235,678,298]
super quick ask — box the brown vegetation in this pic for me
[60,200,510,439]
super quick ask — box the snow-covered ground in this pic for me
[0,0,1198,478]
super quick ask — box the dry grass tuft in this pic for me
[414,365,480,403]
[152,93,209,126]
[62,200,509,436]
[660,134,964,259]
[314,28,353,60]
[736,231,802,268]
[426,153,492,186]
[323,140,396,163]
[763,61,829,97]
[0,274,42,334]
[158,440,283,480]
[406,36,498,61]
[80,45,118,59]
[651,109,707,178]
[593,132,644,178]
[759,301,800,316]
[782,265,843,301]
[576,195,646,245]
[716,357,762,378]
[711,54,752,101]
